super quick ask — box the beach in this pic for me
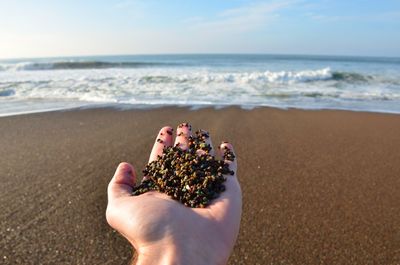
[0,107,399,264]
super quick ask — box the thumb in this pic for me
[107,162,136,200]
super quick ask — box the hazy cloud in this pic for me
[114,0,139,9]
[187,0,298,33]
[305,10,400,22]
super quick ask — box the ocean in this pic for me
[1,54,400,116]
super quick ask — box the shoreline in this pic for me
[2,103,400,119]
[1,107,400,264]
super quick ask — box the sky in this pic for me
[0,0,399,59]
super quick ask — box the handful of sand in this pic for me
[132,129,235,208]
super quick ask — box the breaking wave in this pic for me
[1,54,400,116]
[0,61,176,71]
[1,68,398,102]
[0,62,384,85]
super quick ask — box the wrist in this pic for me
[135,243,183,265]
[134,240,228,265]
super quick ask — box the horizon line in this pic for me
[1,52,400,61]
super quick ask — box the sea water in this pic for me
[1,54,400,116]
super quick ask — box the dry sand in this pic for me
[0,107,400,264]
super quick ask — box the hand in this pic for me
[106,124,242,265]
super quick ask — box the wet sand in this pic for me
[1,107,400,264]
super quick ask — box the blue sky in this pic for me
[0,0,399,58]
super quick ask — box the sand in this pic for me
[1,107,400,264]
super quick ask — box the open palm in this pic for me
[106,124,242,264]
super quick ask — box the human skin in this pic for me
[106,123,242,265]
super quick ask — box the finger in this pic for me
[148,126,174,163]
[206,169,242,251]
[195,130,215,156]
[107,162,136,201]
[218,142,237,174]
[174,122,192,150]
[208,142,241,221]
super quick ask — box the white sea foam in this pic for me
[1,56,400,116]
